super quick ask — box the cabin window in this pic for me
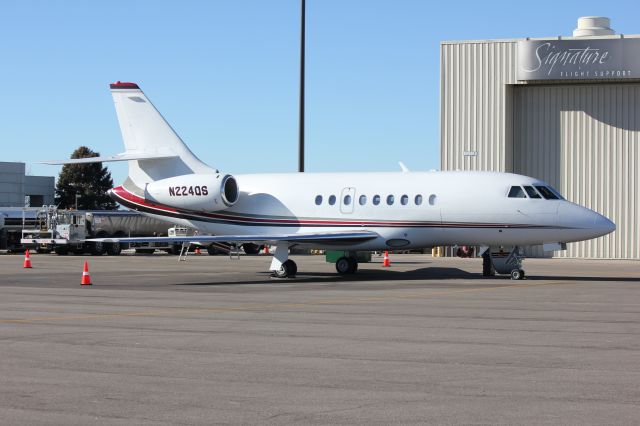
[415,194,423,205]
[373,195,381,205]
[523,186,541,199]
[386,195,395,205]
[359,195,367,205]
[400,195,409,205]
[508,186,526,198]
[315,195,322,205]
[428,194,437,205]
[344,194,352,205]
[535,186,560,200]
[328,195,336,205]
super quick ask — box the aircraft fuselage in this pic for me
[110,170,614,252]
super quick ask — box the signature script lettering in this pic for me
[524,43,609,75]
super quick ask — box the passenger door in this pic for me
[340,187,356,214]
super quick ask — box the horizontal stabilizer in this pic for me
[88,230,379,245]
[39,150,179,165]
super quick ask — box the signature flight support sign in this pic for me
[517,38,640,80]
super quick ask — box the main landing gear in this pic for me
[269,242,297,278]
[482,246,526,280]
[268,245,360,278]
[273,259,298,278]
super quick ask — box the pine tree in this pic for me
[55,146,118,210]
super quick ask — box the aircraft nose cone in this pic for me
[558,203,593,228]
[593,212,616,236]
[557,203,616,241]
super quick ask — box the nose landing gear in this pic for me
[510,268,525,280]
[482,246,526,280]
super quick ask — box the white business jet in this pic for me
[45,82,615,280]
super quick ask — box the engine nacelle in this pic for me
[145,173,239,212]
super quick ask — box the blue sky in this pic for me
[1,0,637,184]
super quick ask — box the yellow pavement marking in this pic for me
[0,279,575,325]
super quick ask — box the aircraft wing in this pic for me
[87,230,379,245]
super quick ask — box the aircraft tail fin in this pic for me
[109,81,215,187]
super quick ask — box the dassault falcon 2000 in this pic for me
[45,82,615,280]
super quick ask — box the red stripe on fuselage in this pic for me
[110,186,436,227]
[109,185,547,229]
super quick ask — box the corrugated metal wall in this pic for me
[440,39,640,259]
[514,84,640,259]
[440,41,517,172]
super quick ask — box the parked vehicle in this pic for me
[19,207,180,255]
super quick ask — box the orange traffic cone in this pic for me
[23,249,32,269]
[81,261,92,286]
[195,247,201,255]
[382,251,391,267]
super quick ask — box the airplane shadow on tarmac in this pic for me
[175,267,491,287]
[174,267,639,287]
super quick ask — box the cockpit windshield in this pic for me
[535,186,561,200]
[508,186,526,198]
[508,185,564,200]
[523,186,541,198]
[549,186,564,199]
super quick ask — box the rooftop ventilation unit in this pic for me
[573,16,615,37]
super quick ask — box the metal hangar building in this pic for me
[0,161,55,208]
[440,17,639,259]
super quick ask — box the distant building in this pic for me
[0,162,55,207]
[440,17,639,260]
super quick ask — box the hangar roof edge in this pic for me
[441,34,640,45]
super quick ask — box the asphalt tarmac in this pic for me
[0,252,638,425]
